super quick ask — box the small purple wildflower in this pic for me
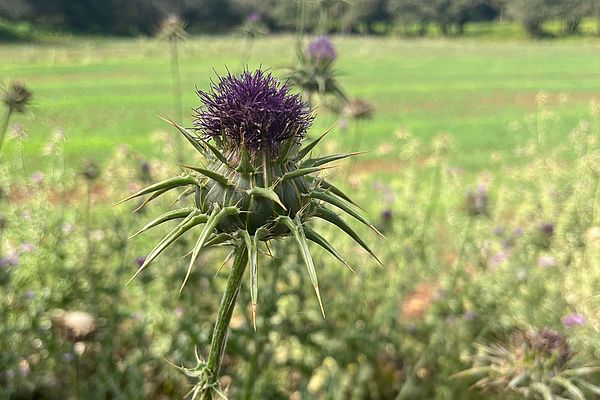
[381,209,392,220]
[491,252,507,263]
[135,257,146,267]
[338,119,349,131]
[247,12,260,23]
[19,242,35,253]
[132,311,142,321]
[175,306,184,318]
[562,313,585,327]
[62,222,73,234]
[31,172,44,184]
[0,252,19,268]
[537,256,556,267]
[24,290,35,299]
[514,226,524,237]
[463,310,477,321]
[194,69,313,155]
[492,225,505,236]
[306,36,337,62]
[141,161,151,175]
[539,223,555,237]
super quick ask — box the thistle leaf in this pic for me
[280,165,337,183]
[277,215,325,317]
[315,206,383,266]
[310,189,385,239]
[240,230,261,330]
[159,116,207,156]
[307,176,361,208]
[179,165,232,187]
[247,187,287,210]
[114,175,197,206]
[180,206,239,292]
[134,188,170,212]
[531,382,555,400]
[201,139,236,169]
[171,186,195,206]
[297,124,336,161]
[550,377,584,400]
[303,225,354,272]
[130,207,196,237]
[236,143,255,173]
[127,211,203,284]
[573,379,600,395]
[275,128,300,164]
[301,151,367,168]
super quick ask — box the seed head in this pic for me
[193,68,313,155]
[1,81,33,113]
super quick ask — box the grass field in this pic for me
[2,35,600,172]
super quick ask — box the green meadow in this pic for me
[2,35,600,171]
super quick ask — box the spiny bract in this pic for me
[117,68,381,326]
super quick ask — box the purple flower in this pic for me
[539,223,555,237]
[514,227,524,237]
[175,306,184,318]
[537,257,556,267]
[24,290,35,299]
[247,12,260,23]
[62,222,73,234]
[194,69,313,155]
[0,252,19,268]
[562,313,585,327]
[463,310,477,321]
[141,161,151,175]
[31,172,44,184]
[135,257,146,267]
[338,119,348,130]
[492,225,505,236]
[306,36,337,62]
[381,209,392,220]
[20,242,35,253]
[491,252,506,263]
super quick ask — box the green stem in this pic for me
[0,107,13,154]
[207,245,249,381]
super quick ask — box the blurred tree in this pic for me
[505,0,560,37]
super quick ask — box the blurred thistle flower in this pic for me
[135,256,146,267]
[338,119,348,131]
[491,252,506,264]
[0,252,19,268]
[514,226,524,237]
[466,184,488,216]
[247,12,260,23]
[175,306,185,318]
[61,222,73,234]
[343,98,374,121]
[31,172,44,184]
[90,230,105,241]
[157,14,187,42]
[454,328,600,398]
[10,123,26,140]
[537,256,556,267]
[539,223,555,237]
[193,69,313,155]
[81,159,101,182]
[19,242,35,253]
[463,310,477,321]
[562,313,585,327]
[381,209,392,221]
[24,290,35,299]
[492,225,505,236]
[306,36,337,63]
[1,81,32,114]
[118,67,380,398]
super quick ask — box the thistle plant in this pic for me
[116,68,381,398]
[454,328,600,399]
[1,81,32,154]
[286,36,346,108]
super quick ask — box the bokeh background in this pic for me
[2,1,600,399]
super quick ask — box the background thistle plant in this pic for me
[117,68,381,398]
[1,81,32,154]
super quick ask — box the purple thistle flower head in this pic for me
[537,256,556,267]
[247,12,260,23]
[194,68,313,155]
[306,36,337,63]
[539,223,555,237]
[135,256,146,267]
[562,313,585,327]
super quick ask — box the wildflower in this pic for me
[343,98,374,121]
[306,36,337,63]
[537,256,556,267]
[10,123,27,140]
[247,12,260,23]
[466,184,488,216]
[0,252,19,268]
[90,230,105,241]
[492,225,505,236]
[61,222,73,234]
[539,223,554,237]
[338,119,348,131]
[81,159,101,182]
[381,209,392,221]
[31,172,44,184]
[158,14,187,41]
[491,252,506,263]
[514,226,524,236]
[562,313,585,327]
[20,242,35,253]
[24,290,35,299]
[1,81,32,113]
[463,310,477,321]
[135,256,146,267]
[193,69,313,155]
[175,306,184,318]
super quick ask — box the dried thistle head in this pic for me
[343,98,374,121]
[455,328,599,399]
[117,67,381,324]
[81,159,101,182]
[1,81,33,114]
[157,14,188,41]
